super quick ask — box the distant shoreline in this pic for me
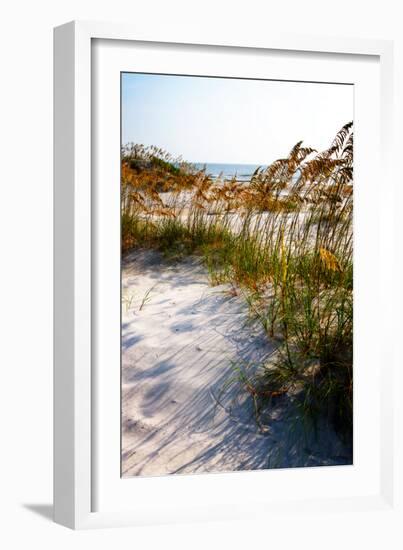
[193,162,268,182]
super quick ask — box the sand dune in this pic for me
[121,249,351,477]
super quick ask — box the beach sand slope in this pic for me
[121,249,351,477]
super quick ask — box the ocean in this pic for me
[193,162,267,182]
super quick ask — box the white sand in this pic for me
[122,249,351,477]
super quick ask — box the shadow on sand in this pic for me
[121,249,352,477]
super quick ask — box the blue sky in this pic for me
[122,73,353,165]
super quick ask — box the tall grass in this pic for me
[121,124,354,438]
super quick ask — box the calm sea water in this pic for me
[193,163,267,182]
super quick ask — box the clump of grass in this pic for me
[121,122,354,440]
[139,285,157,311]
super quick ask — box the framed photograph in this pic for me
[54,21,397,530]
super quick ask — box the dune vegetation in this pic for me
[121,122,354,442]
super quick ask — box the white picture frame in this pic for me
[54,20,399,531]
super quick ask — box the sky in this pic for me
[121,73,353,165]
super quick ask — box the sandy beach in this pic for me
[121,249,351,477]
